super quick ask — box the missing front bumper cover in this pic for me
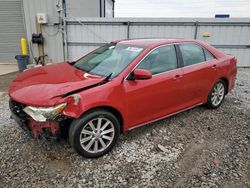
[11,111,61,141]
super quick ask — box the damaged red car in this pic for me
[9,39,237,158]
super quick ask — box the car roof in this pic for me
[115,38,226,59]
[116,38,198,48]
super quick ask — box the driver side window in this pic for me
[137,45,177,75]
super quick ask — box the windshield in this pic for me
[73,43,145,78]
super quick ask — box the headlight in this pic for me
[23,103,67,122]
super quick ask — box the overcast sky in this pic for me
[115,0,250,18]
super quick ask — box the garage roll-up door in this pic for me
[0,0,25,63]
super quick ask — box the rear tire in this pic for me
[69,109,120,158]
[206,79,226,109]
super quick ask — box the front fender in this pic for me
[61,83,126,122]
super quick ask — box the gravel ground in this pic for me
[0,72,19,92]
[0,69,249,188]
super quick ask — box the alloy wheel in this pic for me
[79,117,115,153]
[211,82,225,106]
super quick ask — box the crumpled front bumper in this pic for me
[10,110,30,134]
[9,99,61,141]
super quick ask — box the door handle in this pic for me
[212,64,217,69]
[173,74,182,80]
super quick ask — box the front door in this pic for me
[124,45,184,128]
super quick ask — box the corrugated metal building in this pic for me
[22,0,64,64]
[0,0,249,67]
[0,0,26,63]
[0,0,114,64]
[65,17,250,67]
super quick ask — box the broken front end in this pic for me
[9,99,72,141]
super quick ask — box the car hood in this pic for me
[9,62,104,106]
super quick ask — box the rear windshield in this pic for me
[74,43,145,78]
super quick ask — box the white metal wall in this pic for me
[197,24,250,67]
[65,17,250,67]
[21,0,115,64]
[22,0,64,63]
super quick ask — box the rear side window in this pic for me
[179,43,205,66]
[138,45,177,75]
[204,49,215,61]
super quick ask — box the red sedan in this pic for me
[9,39,237,158]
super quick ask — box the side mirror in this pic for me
[133,68,152,80]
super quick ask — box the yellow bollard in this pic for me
[21,37,27,55]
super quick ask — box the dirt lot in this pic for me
[0,69,249,188]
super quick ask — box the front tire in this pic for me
[206,79,226,109]
[69,109,120,158]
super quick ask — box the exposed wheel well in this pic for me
[219,77,229,94]
[81,106,124,133]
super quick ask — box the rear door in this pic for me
[177,42,218,108]
[124,44,184,127]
